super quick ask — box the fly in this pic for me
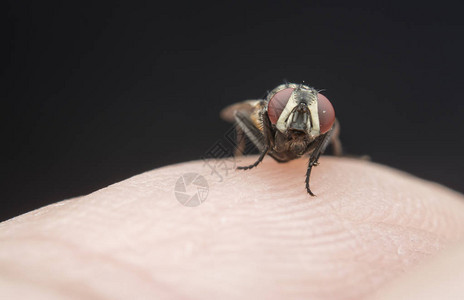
[220,82,342,196]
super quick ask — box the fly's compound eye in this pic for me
[317,93,335,134]
[267,88,294,124]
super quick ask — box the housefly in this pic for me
[220,83,342,196]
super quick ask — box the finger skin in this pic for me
[369,240,464,300]
[0,157,464,299]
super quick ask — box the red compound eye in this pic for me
[317,93,335,134]
[267,88,294,124]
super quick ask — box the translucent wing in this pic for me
[220,100,267,153]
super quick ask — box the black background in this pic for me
[3,1,464,221]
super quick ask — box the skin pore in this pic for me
[0,156,464,299]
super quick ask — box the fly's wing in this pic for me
[220,100,267,154]
[330,119,343,156]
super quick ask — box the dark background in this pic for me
[3,1,463,221]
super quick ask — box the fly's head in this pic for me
[266,83,335,155]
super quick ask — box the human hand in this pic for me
[1,157,464,299]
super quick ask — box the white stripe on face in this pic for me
[276,88,320,138]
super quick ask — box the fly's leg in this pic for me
[305,159,317,196]
[305,125,335,196]
[233,124,246,157]
[237,146,269,170]
[234,107,274,171]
